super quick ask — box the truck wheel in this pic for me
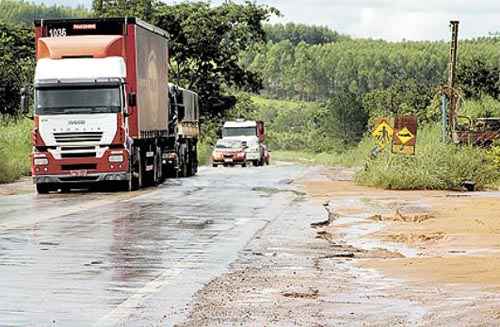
[212,164,218,168]
[131,147,142,190]
[252,160,259,167]
[154,146,162,185]
[241,163,247,168]
[190,150,197,176]
[118,172,134,192]
[36,183,51,194]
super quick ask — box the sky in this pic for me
[32,0,500,41]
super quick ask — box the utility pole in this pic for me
[447,21,460,138]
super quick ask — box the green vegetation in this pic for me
[263,23,349,45]
[356,125,499,190]
[0,21,34,116]
[0,0,88,25]
[0,118,31,183]
[239,95,499,190]
[461,95,500,118]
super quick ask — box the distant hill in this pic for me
[264,23,349,45]
[0,0,89,26]
[28,0,90,8]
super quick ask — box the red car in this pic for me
[212,140,247,167]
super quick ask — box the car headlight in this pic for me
[108,155,124,163]
[34,158,48,166]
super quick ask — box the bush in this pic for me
[0,117,32,183]
[355,125,500,190]
[460,95,500,118]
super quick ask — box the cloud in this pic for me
[258,0,500,41]
[31,0,500,41]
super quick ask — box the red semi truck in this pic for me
[30,18,198,193]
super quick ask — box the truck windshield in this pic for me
[36,86,121,115]
[223,127,256,137]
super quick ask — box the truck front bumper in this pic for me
[245,151,260,161]
[33,172,129,184]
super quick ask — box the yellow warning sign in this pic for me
[396,127,414,145]
[372,119,393,148]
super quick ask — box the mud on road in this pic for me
[1,164,500,326]
[181,167,500,326]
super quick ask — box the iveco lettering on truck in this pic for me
[30,18,199,193]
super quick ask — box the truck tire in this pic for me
[36,183,51,194]
[212,164,218,168]
[154,146,162,185]
[178,143,189,177]
[188,149,197,176]
[131,147,142,190]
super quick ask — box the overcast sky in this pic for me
[32,0,500,41]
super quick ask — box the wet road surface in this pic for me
[0,164,307,326]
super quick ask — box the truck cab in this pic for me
[32,44,130,193]
[222,120,267,166]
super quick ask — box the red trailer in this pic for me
[31,18,198,193]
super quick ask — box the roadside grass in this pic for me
[197,140,212,166]
[271,136,377,168]
[356,125,499,190]
[272,124,500,190]
[0,117,32,183]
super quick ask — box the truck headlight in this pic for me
[34,158,48,166]
[109,155,124,163]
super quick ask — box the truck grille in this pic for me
[54,132,103,144]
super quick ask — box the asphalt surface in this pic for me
[0,164,307,326]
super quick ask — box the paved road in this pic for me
[0,164,307,326]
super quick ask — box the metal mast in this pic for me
[447,20,460,135]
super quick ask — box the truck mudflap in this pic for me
[34,172,129,184]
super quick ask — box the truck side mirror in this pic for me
[128,92,137,107]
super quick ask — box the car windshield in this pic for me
[222,127,256,137]
[216,141,243,149]
[36,86,122,115]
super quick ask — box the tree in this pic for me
[264,23,348,45]
[323,90,368,144]
[0,21,34,115]
[457,58,500,100]
[93,0,155,21]
[0,0,89,26]
[362,79,434,123]
[153,2,278,117]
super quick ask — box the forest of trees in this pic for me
[240,36,500,143]
[0,0,88,25]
